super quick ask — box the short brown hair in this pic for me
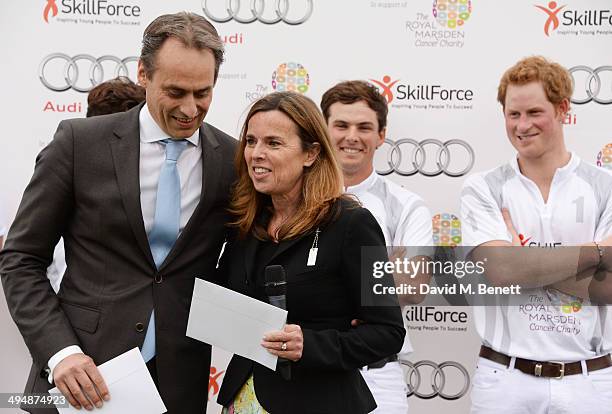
[230,92,345,240]
[320,80,388,132]
[497,56,573,109]
[86,77,145,117]
[140,12,224,82]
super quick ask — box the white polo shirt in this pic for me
[461,153,612,361]
[346,170,433,355]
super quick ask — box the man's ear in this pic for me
[556,98,570,121]
[137,60,148,88]
[377,127,386,148]
[304,143,321,167]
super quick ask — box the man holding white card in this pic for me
[0,12,236,413]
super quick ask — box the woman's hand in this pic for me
[262,324,303,362]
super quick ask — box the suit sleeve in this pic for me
[0,120,80,366]
[296,207,405,371]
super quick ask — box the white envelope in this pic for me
[51,348,166,413]
[187,279,287,370]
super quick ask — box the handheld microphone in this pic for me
[264,265,291,380]
[265,265,287,310]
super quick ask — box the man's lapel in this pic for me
[108,103,156,269]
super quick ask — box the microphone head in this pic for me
[264,265,287,296]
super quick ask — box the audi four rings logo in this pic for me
[569,66,612,105]
[39,53,138,92]
[202,0,313,25]
[376,139,475,177]
[401,360,471,400]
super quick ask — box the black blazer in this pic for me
[217,199,405,414]
[0,103,237,413]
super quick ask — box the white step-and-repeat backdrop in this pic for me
[0,0,610,412]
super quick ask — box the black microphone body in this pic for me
[265,265,287,309]
[264,265,291,380]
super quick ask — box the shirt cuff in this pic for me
[47,345,83,384]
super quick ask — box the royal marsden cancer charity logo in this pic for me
[271,62,310,94]
[432,0,472,29]
[597,143,612,170]
[534,1,612,37]
[405,1,471,48]
[368,75,473,111]
[432,213,462,247]
[43,0,142,25]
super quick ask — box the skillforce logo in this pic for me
[534,1,612,37]
[44,0,59,22]
[535,1,565,36]
[43,0,142,25]
[369,75,474,111]
[518,233,561,248]
[369,75,399,103]
[208,366,225,400]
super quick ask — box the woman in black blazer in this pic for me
[217,91,405,414]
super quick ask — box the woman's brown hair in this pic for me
[230,91,346,240]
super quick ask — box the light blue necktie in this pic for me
[141,139,188,363]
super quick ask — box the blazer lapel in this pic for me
[109,103,156,269]
[161,123,223,269]
[266,236,308,267]
[243,235,259,284]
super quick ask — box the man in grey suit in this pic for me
[0,12,236,413]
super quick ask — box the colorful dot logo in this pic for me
[271,62,310,94]
[432,213,462,247]
[547,290,583,314]
[596,143,612,170]
[432,0,472,29]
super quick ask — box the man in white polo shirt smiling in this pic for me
[461,56,612,413]
[321,80,433,414]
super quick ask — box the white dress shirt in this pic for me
[47,104,203,382]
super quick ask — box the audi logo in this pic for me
[375,138,475,177]
[202,0,313,25]
[401,360,471,400]
[569,65,612,105]
[39,53,138,93]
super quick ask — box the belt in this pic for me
[479,346,612,379]
[367,354,398,370]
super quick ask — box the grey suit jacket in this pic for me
[0,103,237,413]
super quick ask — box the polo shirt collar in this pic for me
[345,169,379,193]
[510,151,579,182]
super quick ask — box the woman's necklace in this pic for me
[269,214,291,242]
